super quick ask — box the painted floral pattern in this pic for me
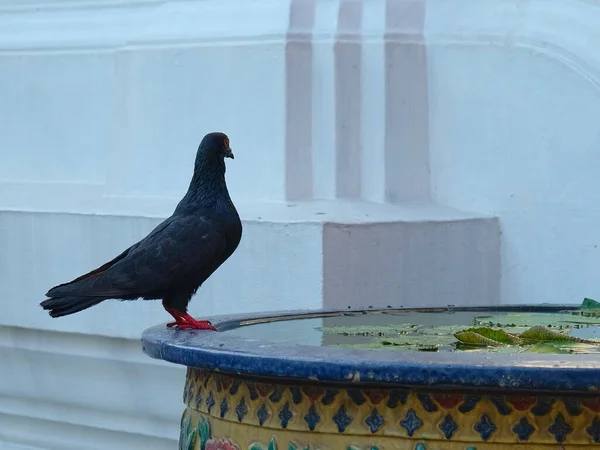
[206,438,241,450]
[183,415,386,450]
[180,414,197,450]
[347,446,379,450]
[248,437,277,450]
[180,411,490,450]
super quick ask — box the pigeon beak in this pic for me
[224,147,234,159]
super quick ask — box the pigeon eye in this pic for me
[224,137,230,148]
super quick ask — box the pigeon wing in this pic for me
[47,214,228,299]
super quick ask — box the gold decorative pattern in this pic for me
[180,368,600,449]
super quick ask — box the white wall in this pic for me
[426,0,600,305]
[0,0,597,448]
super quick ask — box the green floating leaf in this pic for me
[455,343,524,353]
[335,331,457,351]
[416,345,439,352]
[524,341,600,354]
[566,343,600,354]
[319,324,406,336]
[523,342,571,354]
[325,309,600,354]
[454,331,507,347]
[462,327,522,345]
[475,312,600,327]
[520,326,584,343]
[474,313,557,328]
[581,298,600,309]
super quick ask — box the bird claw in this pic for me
[165,314,217,331]
[174,320,217,331]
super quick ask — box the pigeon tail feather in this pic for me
[40,296,106,318]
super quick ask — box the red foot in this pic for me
[175,319,217,331]
[163,303,217,331]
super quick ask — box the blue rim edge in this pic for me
[141,304,600,393]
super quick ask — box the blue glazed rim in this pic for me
[141,304,600,393]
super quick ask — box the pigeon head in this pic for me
[182,132,235,208]
[196,132,234,165]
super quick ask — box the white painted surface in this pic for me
[426,0,600,305]
[0,0,596,448]
[0,326,182,450]
[0,211,325,338]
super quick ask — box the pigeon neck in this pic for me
[177,159,231,212]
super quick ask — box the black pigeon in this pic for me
[40,132,242,331]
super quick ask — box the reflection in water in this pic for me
[224,310,600,354]
[224,311,505,348]
[226,317,325,346]
[320,311,480,349]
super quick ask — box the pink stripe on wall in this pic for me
[285,0,429,202]
[384,0,430,202]
[323,0,430,310]
[285,0,317,200]
[335,0,363,198]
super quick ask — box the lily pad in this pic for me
[519,326,598,344]
[523,341,600,354]
[316,307,600,354]
[520,326,580,342]
[337,331,458,351]
[454,331,508,347]
[319,324,414,337]
[474,313,600,328]
[461,327,522,345]
[581,298,600,309]
[522,342,571,354]
[416,345,439,352]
